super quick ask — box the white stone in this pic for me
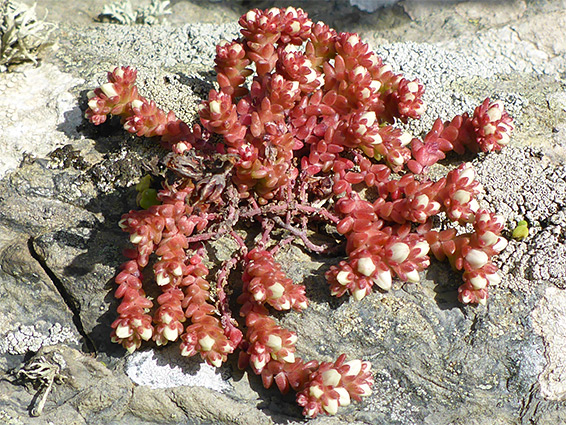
[125,345,230,392]
[532,287,566,401]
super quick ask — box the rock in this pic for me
[0,226,81,372]
[1,1,566,424]
[350,0,400,13]
[0,345,131,424]
[532,287,566,402]
[0,64,83,178]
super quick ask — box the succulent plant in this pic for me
[85,7,513,417]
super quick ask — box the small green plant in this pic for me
[0,0,55,71]
[98,0,171,25]
[135,174,160,209]
[512,220,529,240]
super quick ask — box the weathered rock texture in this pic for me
[1,1,566,424]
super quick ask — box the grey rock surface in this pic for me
[1,1,566,424]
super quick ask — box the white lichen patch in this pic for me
[0,322,79,355]
[532,286,566,401]
[125,345,230,391]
